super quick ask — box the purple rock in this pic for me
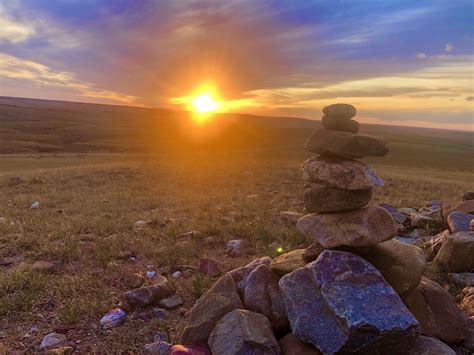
[279,250,419,354]
[447,211,474,233]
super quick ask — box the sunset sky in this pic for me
[1,0,473,130]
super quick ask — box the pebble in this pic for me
[144,341,172,354]
[153,308,170,320]
[171,271,183,280]
[39,332,67,350]
[226,239,245,250]
[153,331,169,343]
[30,201,40,209]
[158,295,183,309]
[100,308,126,329]
[32,261,56,273]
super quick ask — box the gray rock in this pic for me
[244,264,289,333]
[158,295,183,309]
[297,206,397,248]
[301,156,384,190]
[228,257,272,298]
[100,308,126,329]
[270,249,306,277]
[435,231,474,272]
[407,336,455,355]
[208,309,280,355]
[279,250,419,354]
[322,115,359,133]
[181,274,244,345]
[303,186,371,213]
[39,332,67,350]
[447,273,474,287]
[305,129,388,159]
[395,236,420,245]
[322,103,356,119]
[122,281,172,309]
[144,341,172,355]
[447,211,474,233]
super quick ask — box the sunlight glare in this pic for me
[192,93,219,113]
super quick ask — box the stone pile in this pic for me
[173,104,471,354]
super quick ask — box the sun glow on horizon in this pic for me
[192,93,219,113]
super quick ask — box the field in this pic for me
[0,97,473,352]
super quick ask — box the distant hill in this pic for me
[0,96,472,171]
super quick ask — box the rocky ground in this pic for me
[0,128,473,353]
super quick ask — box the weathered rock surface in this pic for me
[402,277,467,343]
[302,243,325,263]
[447,211,474,233]
[305,129,388,159]
[301,156,384,190]
[122,280,172,309]
[158,295,183,309]
[39,333,67,350]
[407,336,456,355]
[297,206,397,248]
[447,273,474,287]
[208,309,280,355]
[465,316,474,352]
[181,274,244,345]
[322,103,356,119]
[279,250,419,354]
[322,115,359,133]
[244,264,289,333]
[144,341,172,355]
[434,231,474,272]
[228,257,272,298]
[358,239,426,295]
[279,334,321,355]
[270,249,306,277]
[442,200,474,219]
[303,186,372,213]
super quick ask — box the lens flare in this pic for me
[192,93,219,113]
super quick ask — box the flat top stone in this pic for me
[322,103,356,119]
[301,155,384,190]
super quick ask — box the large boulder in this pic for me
[301,156,384,190]
[305,129,388,159]
[297,206,397,248]
[434,231,474,272]
[402,277,468,343]
[208,309,280,355]
[358,239,426,295]
[279,334,321,355]
[321,115,359,133]
[244,264,289,334]
[322,103,356,119]
[181,274,244,346]
[407,336,455,355]
[447,211,474,233]
[279,250,419,354]
[270,249,306,277]
[303,186,372,213]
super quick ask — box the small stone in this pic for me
[303,186,372,213]
[133,220,152,233]
[153,331,169,343]
[279,333,321,355]
[447,211,474,233]
[153,308,170,320]
[301,155,384,190]
[407,336,455,355]
[123,273,145,289]
[226,239,245,250]
[302,243,325,263]
[32,261,56,273]
[198,258,223,277]
[322,103,357,119]
[100,308,126,329]
[447,273,474,287]
[280,250,419,354]
[305,129,388,159]
[171,271,182,280]
[322,115,359,133]
[158,295,183,309]
[270,249,306,277]
[122,280,172,309]
[402,276,468,343]
[463,191,474,201]
[144,341,172,354]
[279,211,304,223]
[208,309,280,355]
[30,201,40,209]
[435,231,474,272]
[39,333,67,350]
[0,217,7,224]
[297,206,397,248]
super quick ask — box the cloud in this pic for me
[0,53,137,104]
[445,43,454,53]
[0,11,34,43]
[416,52,427,59]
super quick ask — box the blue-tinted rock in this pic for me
[447,211,474,233]
[279,250,419,354]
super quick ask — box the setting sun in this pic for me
[192,93,219,113]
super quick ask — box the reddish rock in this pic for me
[442,200,474,219]
[170,344,211,355]
[279,334,321,354]
[198,258,223,277]
[434,232,474,272]
[402,277,468,343]
[122,280,172,309]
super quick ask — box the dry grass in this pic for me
[0,151,472,352]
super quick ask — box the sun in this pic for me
[192,93,219,113]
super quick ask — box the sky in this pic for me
[0,0,473,130]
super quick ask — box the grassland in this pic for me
[0,97,473,352]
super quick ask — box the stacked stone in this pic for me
[297,103,396,249]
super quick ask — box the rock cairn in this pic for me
[171,104,471,354]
